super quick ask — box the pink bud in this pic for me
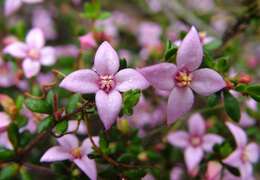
[79,33,97,50]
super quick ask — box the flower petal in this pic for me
[167,131,189,148]
[4,0,22,16]
[59,70,99,94]
[0,112,11,132]
[191,68,225,96]
[40,146,72,162]
[203,134,223,152]
[239,163,253,180]
[176,27,203,71]
[40,47,56,66]
[0,132,13,150]
[73,156,97,180]
[225,122,247,147]
[67,120,87,135]
[223,149,242,168]
[188,113,205,135]
[93,41,119,75]
[81,137,99,155]
[57,134,79,151]
[22,58,41,78]
[239,112,255,128]
[139,63,176,91]
[185,147,203,172]
[95,90,122,130]
[26,28,45,49]
[167,87,194,124]
[4,42,27,58]
[115,68,149,92]
[245,143,259,163]
[23,0,43,3]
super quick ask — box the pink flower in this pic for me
[170,166,184,180]
[4,28,56,78]
[60,42,149,130]
[140,27,225,124]
[167,114,223,173]
[0,112,13,149]
[79,33,97,50]
[67,120,87,135]
[40,134,99,180]
[0,59,16,88]
[205,161,222,180]
[223,122,259,179]
[4,0,43,16]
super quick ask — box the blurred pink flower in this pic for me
[60,42,149,130]
[40,134,98,180]
[140,27,225,124]
[223,122,259,179]
[55,45,79,58]
[4,0,43,16]
[67,120,87,135]
[4,28,56,78]
[0,59,16,88]
[168,114,223,173]
[79,33,97,50]
[0,112,13,149]
[170,166,184,180]
[205,161,222,180]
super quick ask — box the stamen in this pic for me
[99,75,115,92]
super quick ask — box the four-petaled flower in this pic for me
[167,113,223,174]
[4,28,56,78]
[40,134,99,180]
[140,27,225,124]
[223,122,259,179]
[60,41,149,130]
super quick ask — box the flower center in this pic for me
[199,32,207,43]
[27,49,40,60]
[99,75,115,93]
[175,69,192,88]
[190,136,201,147]
[241,149,249,163]
[71,147,82,159]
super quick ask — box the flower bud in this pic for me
[117,118,130,134]
[238,74,252,84]
[204,161,222,180]
[225,80,234,90]
[79,33,97,50]
[138,152,148,161]
[0,94,17,118]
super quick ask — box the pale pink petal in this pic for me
[226,122,247,147]
[115,68,149,92]
[93,41,119,75]
[170,167,184,180]
[176,27,203,71]
[203,134,223,152]
[22,58,41,78]
[167,87,194,124]
[3,42,27,58]
[184,147,203,172]
[59,70,99,94]
[205,161,222,180]
[190,68,225,96]
[40,47,56,66]
[239,112,255,128]
[81,137,99,155]
[0,132,13,150]
[57,134,79,151]
[67,121,87,135]
[40,146,72,162]
[139,63,176,91]
[223,149,242,168]
[0,112,11,132]
[23,0,43,3]
[95,90,122,130]
[167,131,189,148]
[245,143,259,163]
[4,0,22,16]
[73,156,97,180]
[239,163,253,180]
[188,113,205,135]
[26,28,45,49]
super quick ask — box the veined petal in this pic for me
[245,143,259,163]
[191,68,225,96]
[95,90,122,130]
[226,122,247,147]
[188,113,205,136]
[139,63,176,91]
[223,149,242,168]
[4,0,22,16]
[185,147,203,172]
[22,58,41,78]
[26,28,45,49]
[115,68,149,92]
[167,87,194,125]
[81,137,99,155]
[73,156,97,180]
[40,146,72,162]
[59,70,99,94]
[57,134,79,151]
[4,42,27,58]
[93,41,119,75]
[176,27,203,71]
[203,134,223,152]
[40,47,56,66]
[167,131,189,148]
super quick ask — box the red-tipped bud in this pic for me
[225,80,234,90]
[238,74,252,84]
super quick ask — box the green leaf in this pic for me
[7,123,19,149]
[0,163,19,180]
[224,91,241,122]
[46,90,55,108]
[235,84,248,92]
[15,115,28,128]
[15,95,24,110]
[204,39,222,50]
[122,90,141,115]
[216,56,230,73]
[37,116,53,133]
[83,1,101,19]
[246,84,260,97]
[97,11,111,20]
[25,99,52,114]
[55,121,68,135]
[207,93,220,107]
[20,167,31,180]
[117,153,135,163]
[119,58,127,70]
[202,51,215,68]
[164,47,177,61]
[124,169,146,180]
[66,94,81,113]
[0,147,15,161]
